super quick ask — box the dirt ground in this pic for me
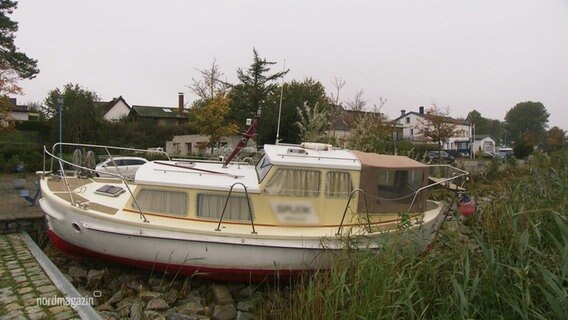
[0,174,44,221]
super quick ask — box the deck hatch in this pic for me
[95,185,125,197]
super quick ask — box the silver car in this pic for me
[95,156,148,179]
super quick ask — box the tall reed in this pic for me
[262,150,567,319]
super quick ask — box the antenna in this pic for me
[275,59,286,144]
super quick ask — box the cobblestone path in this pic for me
[0,233,79,320]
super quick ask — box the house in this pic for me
[128,93,189,126]
[392,106,472,154]
[98,96,131,121]
[166,134,248,156]
[472,135,496,155]
[327,104,387,146]
[7,98,29,121]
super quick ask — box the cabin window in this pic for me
[133,189,187,216]
[376,169,423,202]
[255,155,273,183]
[325,171,353,198]
[196,194,253,221]
[264,168,321,197]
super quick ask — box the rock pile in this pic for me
[45,247,261,320]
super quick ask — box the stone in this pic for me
[116,296,135,310]
[17,287,33,294]
[144,310,167,320]
[139,290,163,301]
[68,266,87,278]
[176,300,206,315]
[28,311,48,320]
[98,311,120,320]
[164,287,179,305]
[96,303,115,312]
[212,304,237,320]
[86,269,106,288]
[209,284,234,305]
[54,311,76,319]
[236,311,255,320]
[130,298,145,320]
[36,285,57,294]
[169,313,198,320]
[105,289,123,305]
[236,301,250,312]
[146,298,169,311]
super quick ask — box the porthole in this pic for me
[71,222,81,233]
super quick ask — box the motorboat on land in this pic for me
[38,138,468,282]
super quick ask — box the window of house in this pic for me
[406,117,410,124]
[325,171,353,198]
[264,168,321,197]
[133,189,187,216]
[410,129,414,135]
[196,194,252,221]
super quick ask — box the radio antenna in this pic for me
[275,59,286,144]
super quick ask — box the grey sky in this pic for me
[13,0,568,129]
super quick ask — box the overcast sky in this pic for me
[13,0,568,129]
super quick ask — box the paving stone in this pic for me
[49,304,72,314]
[24,305,43,314]
[33,279,51,286]
[37,285,57,294]
[4,302,23,312]
[27,312,48,320]
[54,311,76,320]
[17,287,33,294]
[0,309,25,319]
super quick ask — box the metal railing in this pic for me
[42,143,153,223]
[335,164,470,235]
[215,182,256,234]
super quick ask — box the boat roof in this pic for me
[263,143,361,170]
[135,161,261,193]
[352,150,428,169]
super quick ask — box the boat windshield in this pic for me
[255,155,272,183]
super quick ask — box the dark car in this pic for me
[426,151,455,164]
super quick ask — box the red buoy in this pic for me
[457,195,476,218]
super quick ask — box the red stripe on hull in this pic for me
[46,230,305,283]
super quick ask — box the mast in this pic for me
[275,59,286,144]
[223,110,260,168]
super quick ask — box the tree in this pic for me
[466,109,504,144]
[188,59,230,101]
[504,101,549,147]
[416,105,458,152]
[190,94,238,153]
[0,0,39,130]
[0,1,38,79]
[327,77,346,139]
[346,97,391,153]
[296,102,328,143]
[229,48,288,130]
[255,78,329,145]
[45,84,100,144]
[544,127,565,152]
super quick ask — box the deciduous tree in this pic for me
[190,94,238,153]
[416,105,458,152]
[504,101,549,147]
[45,84,100,144]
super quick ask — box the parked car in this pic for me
[95,156,149,179]
[426,151,455,164]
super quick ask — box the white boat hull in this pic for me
[40,194,445,282]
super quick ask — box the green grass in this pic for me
[260,150,568,320]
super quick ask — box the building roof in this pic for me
[393,111,469,126]
[474,134,496,141]
[131,105,189,119]
[104,96,130,114]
